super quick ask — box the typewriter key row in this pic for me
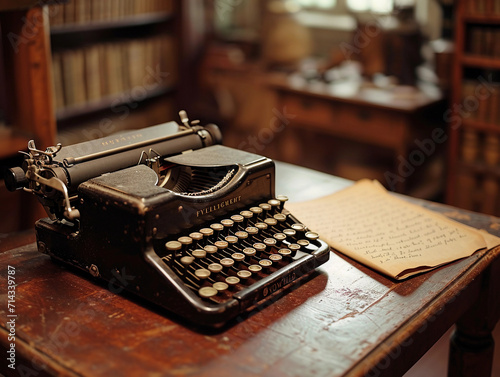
[161,197,321,303]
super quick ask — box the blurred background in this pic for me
[2,0,497,233]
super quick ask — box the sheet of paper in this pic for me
[287,179,500,279]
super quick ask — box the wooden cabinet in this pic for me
[446,0,500,215]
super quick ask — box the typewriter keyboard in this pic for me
[161,196,324,304]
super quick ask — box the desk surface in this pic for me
[1,162,499,377]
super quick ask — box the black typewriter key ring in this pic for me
[278,248,292,260]
[230,214,244,230]
[199,286,218,299]
[199,227,214,242]
[276,195,289,212]
[259,203,271,218]
[288,243,301,258]
[189,232,204,248]
[239,210,253,227]
[225,276,240,288]
[249,206,263,221]
[220,219,234,236]
[178,236,193,256]
[165,241,183,262]
[267,199,280,214]
[210,223,224,240]
[273,232,286,247]
[259,259,272,273]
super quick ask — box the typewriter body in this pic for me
[6,114,330,326]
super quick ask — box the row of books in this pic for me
[52,36,177,111]
[455,172,499,215]
[462,80,500,124]
[467,27,500,57]
[466,0,500,15]
[461,129,500,166]
[49,0,174,26]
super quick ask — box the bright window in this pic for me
[295,0,396,13]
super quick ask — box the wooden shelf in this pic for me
[56,84,175,124]
[463,14,500,24]
[463,119,500,133]
[462,55,500,69]
[50,12,174,50]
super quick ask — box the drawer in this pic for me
[279,93,408,149]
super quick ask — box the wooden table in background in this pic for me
[0,162,499,377]
[268,77,446,196]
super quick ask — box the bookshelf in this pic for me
[447,0,500,215]
[47,0,180,145]
[0,0,197,232]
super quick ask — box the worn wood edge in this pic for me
[344,247,500,377]
[0,327,79,377]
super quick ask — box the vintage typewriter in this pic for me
[5,112,330,326]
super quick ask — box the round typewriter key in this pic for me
[276,195,289,211]
[269,254,282,263]
[235,231,248,240]
[210,223,223,232]
[259,259,272,270]
[255,222,268,231]
[165,241,182,252]
[180,256,195,266]
[213,282,229,292]
[297,239,310,248]
[240,210,253,219]
[264,238,276,247]
[291,223,306,233]
[225,235,238,244]
[225,276,240,286]
[232,252,245,262]
[305,231,319,241]
[253,243,266,254]
[192,249,207,259]
[237,270,252,280]
[268,198,280,207]
[189,232,203,242]
[231,214,244,224]
[259,203,271,212]
[215,240,228,250]
[220,258,234,268]
[195,268,211,279]
[208,263,223,273]
[178,236,192,245]
[264,217,278,227]
[274,233,286,242]
[199,286,217,298]
[204,245,218,254]
[278,248,292,258]
[243,247,256,257]
[248,264,262,273]
[274,213,287,223]
[250,206,263,217]
[221,219,234,235]
[283,228,296,237]
[245,226,258,236]
[289,243,300,257]
[200,228,214,238]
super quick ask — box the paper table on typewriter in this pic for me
[5,115,329,326]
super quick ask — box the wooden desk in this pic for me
[1,162,499,377]
[269,77,446,196]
